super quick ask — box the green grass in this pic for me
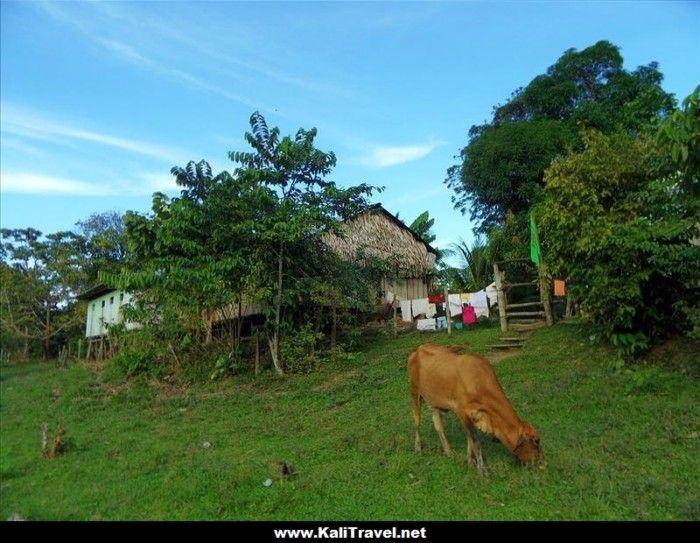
[1,322,698,520]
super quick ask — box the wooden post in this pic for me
[77,339,82,360]
[393,302,397,337]
[493,263,508,333]
[444,286,451,336]
[538,262,554,326]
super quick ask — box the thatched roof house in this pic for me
[324,204,438,301]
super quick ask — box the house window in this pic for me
[110,296,114,304]
[101,300,106,308]
[120,293,124,302]
[92,303,95,311]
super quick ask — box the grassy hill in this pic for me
[1,322,698,520]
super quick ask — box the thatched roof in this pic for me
[324,204,437,276]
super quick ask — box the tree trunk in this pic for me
[330,304,337,351]
[22,327,29,360]
[269,240,285,375]
[43,304,51,359]
[235,293,243,353]
[312,307,322,357]
[538,263,554,326]
[268,332,284,375]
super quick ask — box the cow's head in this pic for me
[512,421,541,464]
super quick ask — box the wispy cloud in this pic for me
[98,39,275,113]
[361,141,444,168]
[0,137,49,159]
[0,169,182,197]
[1,103,182,162]
[35,1,347,109]
[89,2,354,98]
[0,172,116,196]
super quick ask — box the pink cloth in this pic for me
[462,305,477,325]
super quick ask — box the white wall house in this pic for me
[78,285,139,338]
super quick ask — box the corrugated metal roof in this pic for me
[76,284,116,301]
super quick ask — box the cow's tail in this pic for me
[407,348,421,390]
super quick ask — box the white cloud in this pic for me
[137,171,179,193]
[1,103,182,162]
[362,142,443,168]
[0,172,116,196]
[0,170,183,197]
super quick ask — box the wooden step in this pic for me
[506,311,545,317]
[500,337,526,342]
[487,344,524,349]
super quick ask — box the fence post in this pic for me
[493,262,508,333]
[444,286,451,336]
[538,263,554,326]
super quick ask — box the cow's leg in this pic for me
[461,416,488,478]
[431,408,453,457]
[411,389,422,454]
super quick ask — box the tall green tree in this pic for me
[1,228,86,358]
[76,211,127,282]
[113,113,379,376]
[112,160,267,361]
[446,40,676,233]
[229,112,378,373]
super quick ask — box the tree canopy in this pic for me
[446,40,676,233]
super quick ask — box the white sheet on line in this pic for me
[447,294,462,317]
[411,298,430,318]
[400,300,413,322]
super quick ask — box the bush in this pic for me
[112,352,158,377]
[280,323,323,374]
[538,130,700,360]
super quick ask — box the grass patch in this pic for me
[1,322,698,520]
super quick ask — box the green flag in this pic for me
[530,213,541,266]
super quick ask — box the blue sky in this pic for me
[1,1,699,256]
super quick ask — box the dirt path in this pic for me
[487,348,523,364]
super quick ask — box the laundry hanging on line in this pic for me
[400,300,413,322]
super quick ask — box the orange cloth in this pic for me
[554,279,566,297]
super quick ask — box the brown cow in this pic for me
[408,343,541,477]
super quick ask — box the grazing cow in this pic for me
[408,343,541,477]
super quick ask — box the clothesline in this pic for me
[393,283,499,329]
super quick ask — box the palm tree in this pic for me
[442,236,493,292]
